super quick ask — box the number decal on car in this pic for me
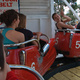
[75,41,80,49]
[55,37,59,45]
[31,62,35,70]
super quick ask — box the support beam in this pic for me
[50,0,56,38]
[62,0,80,22]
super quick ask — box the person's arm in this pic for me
[58,22,75,29]
[6,64,18,80]
[6,63,11,72]
[33,32,42,40]
[28,31,41,47]
[60,9,71,23]
[36,32,42,39]
[31,32,42,46]
[31,37,38,47]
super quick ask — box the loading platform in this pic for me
[49,66,80,80]
[44,57,80,80]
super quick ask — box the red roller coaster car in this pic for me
[5,34,56,79]
[55,29,80,58]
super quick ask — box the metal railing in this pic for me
[4,39,40,51]
[56,29,80,32]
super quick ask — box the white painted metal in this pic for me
[20,0,55,38]
[50,0,56,38]
[62,0,80,22]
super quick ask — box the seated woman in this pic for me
[52,9,75,29]
[0,9,25,49]
[16,13,42,47]
[0,33,18,80]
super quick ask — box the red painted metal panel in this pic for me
[6,38,56,76]
[55,32,80,58]
[12,69,39,80]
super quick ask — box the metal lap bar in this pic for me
[4,39,40,51]
[9,64,44,80]
[33,33,49,43]
[55,29,69,35]
[41,34,49,43]
[56,29,80,32]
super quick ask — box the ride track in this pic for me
[43,57,80,80]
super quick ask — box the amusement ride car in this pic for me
[5,34,57,80]
[55,29,80,58]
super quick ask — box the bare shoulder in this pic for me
[14,30,25,42]
[13,30,24,39]
[57,22,64,26]
[58,22,64,24]
[14,30,24,36]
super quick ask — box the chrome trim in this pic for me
[9,64,44,80]
[69,33,73,48]
[63,30,66,35]
[41,44,50,57]
[20,50,26,65]
[7,51,10,56]
[43,44,50,53]
[4,39,40,51]
[39,34,50,56]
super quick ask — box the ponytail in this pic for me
[0,9,18,26]
[0,13,5,23]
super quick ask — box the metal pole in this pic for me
[50,0,56,38]
[62,0,80,22]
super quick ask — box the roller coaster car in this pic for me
[5,34,56,76]
[55,29,80,58]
